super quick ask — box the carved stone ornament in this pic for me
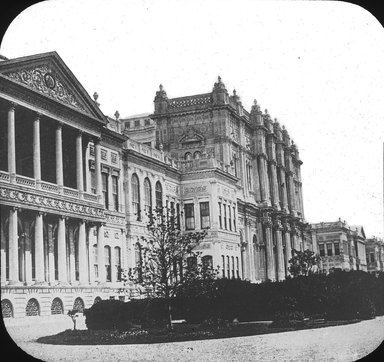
[0,187,104,219]
[5,63,89,114]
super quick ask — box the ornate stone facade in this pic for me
[1,52,316,319]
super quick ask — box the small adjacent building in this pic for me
[311,219,368,273]
[365,237,384,273]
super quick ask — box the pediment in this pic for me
[0,52,105,122]
[179,127,205,144]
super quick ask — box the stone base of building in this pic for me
[1,285,131,319]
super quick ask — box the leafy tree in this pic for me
[125,207,208,329]
[288,249,321,277]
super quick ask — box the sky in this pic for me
[1,0,383,238]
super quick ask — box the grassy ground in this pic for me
[37,319,361,345]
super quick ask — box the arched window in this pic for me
[155,181,163,208]
[93,296,102,305]
[104,246,111,282]
[51,297,64,315]
[26,298,40,316]
[114,246,121,281]
[144,178,152,215]
[131,173,140,220]
[194,151,201,160]
[73,297,84,313]
[184,152,192,160]
[1,299,13,318]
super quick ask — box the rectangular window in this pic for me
[134,120,140,127]
[222,255,225,278]
[319,244,325,257]
[102,173,109,209]
[334,242,340,256]
[327,243,333,256]
[184,204,195,230]
[200,202,210,229]
[236,257,240,279]
[170,201,175,227]
[218,202,222,229]
[228,205,232,231]
[226,256,230,278]
[231,256,235,279]
[176,203,180,229]
[370,252,375,263]
[144,119,151,126]
[233,206,236,231]
[90,169,96,194]
[112,175,118,211]
[224,204,227,229]
[125,121,130,129]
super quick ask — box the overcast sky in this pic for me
[1,0,383,238]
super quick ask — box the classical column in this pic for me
[34,211,45,284]
[1,218,7,285]
[57,216,67,284]
[283,223,292,276]
[48,224,55,284]
[24,223,32,285]
[97,223,106,283]
[95,139,102,198]
[119,157,125,213]
[245,220,255,281]
[274,219,285,281]
[33,113,41,181]
[76,131,84,192]
[279,166,289,213]
[270,160,280,209]
[8,207,19,284]
[56,123,63,187]
[290,224,300,252]
[287,171,296,216]
[68,224,76,283]
[263,216,276,281]
[258,155,270,204]
[87,226,95,284]
[8,103,16,177]
[78,220,88,284]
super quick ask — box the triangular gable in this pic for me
[178,127,205,144]
[0,51,106,123]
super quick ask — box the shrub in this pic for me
[271,310,305,328]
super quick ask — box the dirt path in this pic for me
[3,315,384,361]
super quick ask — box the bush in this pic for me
[271,311,305,328]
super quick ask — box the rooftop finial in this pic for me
[114,110,120,120]
[159,84,163,91]
[93,92,99,101]
[218,76,221,82]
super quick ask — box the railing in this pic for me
[177,157,226,173]
[168,93,212,110]
[0,170,99,204]
[83,192,98,202]
[63,187,79,198]
[0,170,10,182]
[15,175,36,188]
[40,181,59,193]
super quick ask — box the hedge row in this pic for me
[85,270,384,330]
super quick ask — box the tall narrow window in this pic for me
[228,205,232,231]
[224,204,227,229]
[90,169,96,194]
[144,178,152,216]
[104,246,111,282]
[226,256,230,278]
[102,173,108,209]
[233,206,236,231]
[334,242,340,256]
[236,257,240,278]
[112,175,118,211]
[170,201,175,227]
[222,255,225,278]
[155,181,163,208]
[326,243,333,256]
[184,203,195,230]
[231,256,235,278]
[176,203,180,229]
[131,174,140,220]
[200,202,210,229]
[114,246,121,281]
[135,243,143,283]
[218,202,222,229]
[246,161,252,190]
[93,244,98,279]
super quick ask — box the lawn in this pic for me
[37,319,361,345]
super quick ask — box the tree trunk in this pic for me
[168,301,173,330]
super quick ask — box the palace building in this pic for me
[0,51,315,319]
